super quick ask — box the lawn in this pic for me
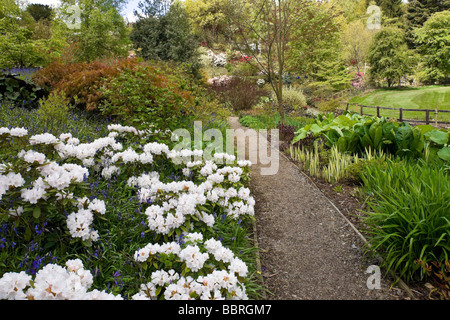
[346,86,450,122]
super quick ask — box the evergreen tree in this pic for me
[367,27,414,87]
[130,1,199,64]
[366,0,404,19]
[311,58,354,91]
[405,0,450,47]
[26,4,53,21]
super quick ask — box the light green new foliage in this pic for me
[36,90,72,131]
[272,86,307,111]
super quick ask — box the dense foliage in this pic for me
[292,112,450,162]
[2,0,450,301]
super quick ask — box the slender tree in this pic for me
[226,0,327,123]
[57,0,130,62]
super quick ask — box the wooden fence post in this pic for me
[360,105,363,116]
[377,106,380,118]
[399,108,403,122]
[435,105,438,126]
[425,110,430,125]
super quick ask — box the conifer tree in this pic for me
[405,0,450,47]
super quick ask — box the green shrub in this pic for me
[99,63,194,131]
[272,86,307,112]
[317,97,343,113]
[36,90,71,127]
[361,159,450,282]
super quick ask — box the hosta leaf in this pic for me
[395,126,414,150]
[437,147,450,161]
[425,130,449,146]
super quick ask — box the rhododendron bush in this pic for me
[0,124,255,300]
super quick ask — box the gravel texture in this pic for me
[228,117,406,300]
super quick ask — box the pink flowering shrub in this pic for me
[351,72,365,90]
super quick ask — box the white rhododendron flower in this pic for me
[29,133,59,145]
[9,127,28,137]
[0,260,122,300]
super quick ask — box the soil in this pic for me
[228,117,409,300]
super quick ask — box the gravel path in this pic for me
[228,117,404,300]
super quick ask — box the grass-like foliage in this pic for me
[361,158,450,282]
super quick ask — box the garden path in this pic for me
[228,117,404,300]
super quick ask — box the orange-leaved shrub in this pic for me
[33,58,140,111]
[33,57,199,130]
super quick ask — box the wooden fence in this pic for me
[345,103,450,125]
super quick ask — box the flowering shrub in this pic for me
[351,72,365,90]
[132,232,248,300]
[0,259,122,300]
[206,75,233,87]
[0,127,105,244]
[228,53,253,65]
[0,123,256,300]
[207,50,227,67]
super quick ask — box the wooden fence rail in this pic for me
[345,103,450,125]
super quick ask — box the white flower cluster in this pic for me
[0,171,25,200]
[107,123,171,139]
[132,269,248,300]
[207,50,227,67]
[136,163,255,235]
[0,127,28,137]
[29,133,60,145]
[55,136,123,161]
[66,197,106,242]
[132,233,248,300]
[1,149,88,206]
[207,75,233,87]
[0,259,122,300]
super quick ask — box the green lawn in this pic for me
[346,86,450,122]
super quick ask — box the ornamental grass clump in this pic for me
[361,159,450,282]
[288,143,363,184]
